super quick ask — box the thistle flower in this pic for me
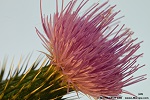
[36,0,146,98]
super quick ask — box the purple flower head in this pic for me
[36,0,146,98]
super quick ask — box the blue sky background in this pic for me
[0,0,150,99]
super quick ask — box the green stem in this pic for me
[0,63,71,100]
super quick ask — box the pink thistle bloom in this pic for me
[36,0,146,98]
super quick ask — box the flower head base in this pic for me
[36,0,146,98]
